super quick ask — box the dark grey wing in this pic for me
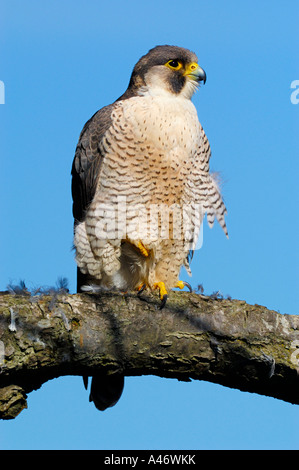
[71,103,114,224]
[72,103,126,411]
[71,103,115,292]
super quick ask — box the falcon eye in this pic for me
[168,60,179,68]
[165,59,183,70]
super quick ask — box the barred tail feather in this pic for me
[205,174,228,238]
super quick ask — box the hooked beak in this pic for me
[184,62,206,84]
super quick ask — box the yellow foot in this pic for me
[153,282,168,309]
[137,242,149,257]
[175,280,193,292]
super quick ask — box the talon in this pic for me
[175,280,193,292]
[159,294,168,310]
[153,282,168,308]
[154,281,168,299]
[137,242,149,257]
[137,283,146,295]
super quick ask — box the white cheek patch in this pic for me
[181,79,199,99]
[141,67,199,100]
[143,68,174,97]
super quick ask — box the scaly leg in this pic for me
[152,281,192,309]
[137,242,149,257]
[175,280,192,292]
[153,281,168,309]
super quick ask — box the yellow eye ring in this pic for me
[165,59,183,71]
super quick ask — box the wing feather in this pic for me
[71,103,116,291]
[71,104,115,223]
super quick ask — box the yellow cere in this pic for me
[183,62,199,76]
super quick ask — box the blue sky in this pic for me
[0,0,298,450]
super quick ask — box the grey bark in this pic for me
[0,290,298,419]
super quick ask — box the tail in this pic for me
[205,173,228,238]
[84,373,125,411]
[78,268,125,411]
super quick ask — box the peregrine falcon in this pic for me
[71,45,228,410]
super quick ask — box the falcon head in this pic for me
[126,45,206,100]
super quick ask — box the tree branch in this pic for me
[0,290,298,419]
